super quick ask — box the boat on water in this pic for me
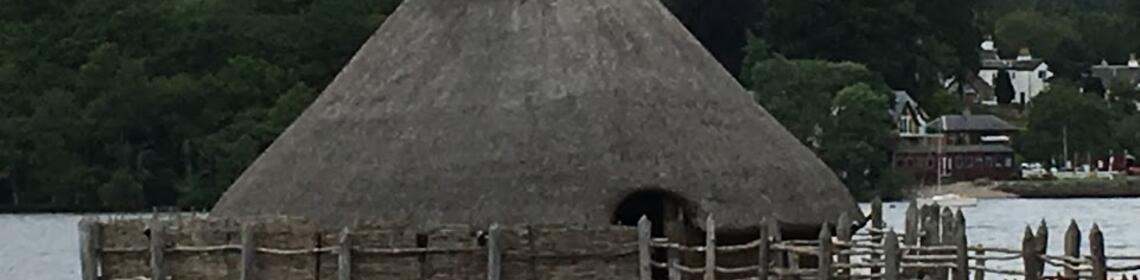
[916,194,979,207]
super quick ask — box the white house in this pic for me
[976,39,1054,105]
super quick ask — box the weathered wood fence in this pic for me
[638,199,1140,280]
[80,201,1140,280]
[79,215,639,280]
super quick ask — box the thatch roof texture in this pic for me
[212,0,862,232]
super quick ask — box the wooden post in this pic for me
[871,198,884,230]
[921,214,940,278]
[1064,220,1081,279]
[871,197,883,275]
[904,202,919,246]
[665,204,684,280]
[939,208,954,280]
[241,223,257,280]
[818,223,833,280]
[487,223,502,280]
[148,217,166,280]
[337,227,352,280]
[1090,224,1106,280]
[1035,220,1049,279]
[668,247,682,280]
[705,215,716,280]
[903,203,919,278]
[79,218,100,280]
[758,220,770,280]
[837,213,852,280]
[638,216,652,280]
[768,219,786,280]
[953,211,968,280]
[768,219,784,267]
[974,249,986,280]
[884,230,901,280]
[1022,226,1040,280]
[940,208,955,244]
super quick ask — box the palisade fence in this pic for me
[80,214,640,280]
[79,200,1140,280]
[640,199,1140,280]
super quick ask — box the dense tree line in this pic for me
[2,0,1139,210]
[0,0,400,211]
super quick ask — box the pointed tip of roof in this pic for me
[212,0,861,231]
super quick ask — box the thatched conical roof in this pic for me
[212,0,862,232]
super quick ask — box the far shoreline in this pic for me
[900,176,1140,201]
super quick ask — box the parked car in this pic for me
[1020,163,1050,179]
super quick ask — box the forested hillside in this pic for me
[1,0,1138,210]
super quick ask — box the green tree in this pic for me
[760,0,963,101]
[820,83,896,199]
[743,55,890,146]
[1073,12,1138,64]
[923,89,965,117]
[1116,114,1140,154]
[1018,84,1117,162]
[1107,81,1140,116]
[995,70,1015,105]
[0,0,398,211]
[919,0,984,85]
[994,10,1080,60]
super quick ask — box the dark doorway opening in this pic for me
[613,190,687,279]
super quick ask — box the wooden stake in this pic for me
[904,202,919,246]
[871,197,883,275]
[665,204,683,280]
[818,223,833,280]
[638,216,652,280]
[241,223,257,280]
[79,218,99,280]
[921,215,940,278]
[939,208,954,280]
[1035,220,1049,279]
[705,215,716,280]
[884,230,901,280]
[148,217,166,280]
[903,202,919,278]
[1064,220,1081,279]
[974,249,986,280]
[1091,224,1106,280]
[953,211,968,280]
[837,213,852,280]
[768,218,785,280]
[487,224,502,280]
[337,227,352,280]
[1022,226,1039,280]
[758,220,770,280]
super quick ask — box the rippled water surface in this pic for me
[2,198,1139,279]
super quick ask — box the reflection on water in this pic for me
[2,199,1138,279]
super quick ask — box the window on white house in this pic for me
[1038,71,1046,79]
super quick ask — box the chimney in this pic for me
[1129,53,1138,68]
[1017,48,1033,61]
